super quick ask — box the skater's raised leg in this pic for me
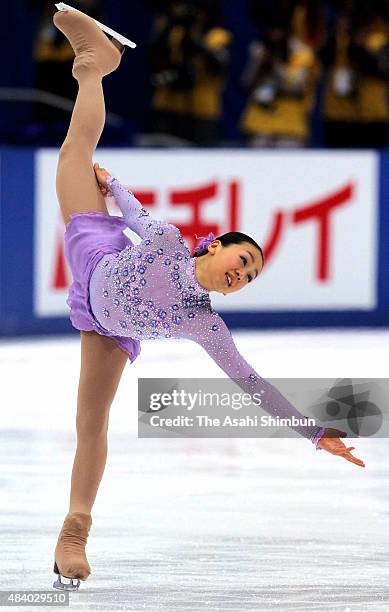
[56,68,107,225]
[54,332,128,588]
[54,9,123,225]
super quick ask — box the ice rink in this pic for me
[0,329,388,611]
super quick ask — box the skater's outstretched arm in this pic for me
[183,309,365,466]
[94,163,171,239]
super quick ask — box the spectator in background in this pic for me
[144,0,231,146]
[240,0,325,147]
[321,0,389,148]
[26,0,102,123]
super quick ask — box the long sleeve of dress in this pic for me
[106,175,169,239]
[183,308,325,447]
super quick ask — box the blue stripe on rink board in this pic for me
[0,147,35,335]
[0,148,388,337]
[0,148,71,337]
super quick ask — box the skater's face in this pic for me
[200,241,263,294]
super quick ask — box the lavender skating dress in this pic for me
[64,210,141,361]
[68,175,324,450]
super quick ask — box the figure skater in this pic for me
[51,5,365,592]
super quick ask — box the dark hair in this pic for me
[194,231,265,267]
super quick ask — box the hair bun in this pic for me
[194,232,216,256]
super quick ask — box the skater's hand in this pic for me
[316,428,365,468]
[94,162,111,196]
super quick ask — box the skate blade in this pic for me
[53,575,81,591]
[54,2,137,48]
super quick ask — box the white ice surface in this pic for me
[0,329,388,611]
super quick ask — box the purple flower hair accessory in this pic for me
[194,232,216,256]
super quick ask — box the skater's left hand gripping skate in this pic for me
[316,428,365,467]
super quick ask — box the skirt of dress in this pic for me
[64,211,141,362]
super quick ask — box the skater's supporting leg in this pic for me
[69,331,128,514]
[56,69,108,225]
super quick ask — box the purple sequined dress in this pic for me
[80,176,325,449]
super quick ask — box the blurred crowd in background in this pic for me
[3,0,389,148]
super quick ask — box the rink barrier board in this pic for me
[0,148,72,336]
[0,146,389,337]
